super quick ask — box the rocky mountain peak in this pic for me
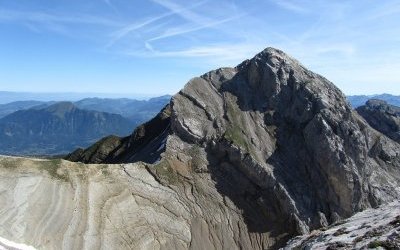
[169,46,400,232]
[171,47,349,150]
[66,47,400,249]
[160,47,400,240]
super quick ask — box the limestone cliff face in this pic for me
[5,47,400,249]
[166,47,400,242]
[0,157,193,250]
[0,156,287,249]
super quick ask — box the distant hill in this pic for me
[347,94,400,108]
[0,102,135,155]
[0,100,47,118]
[74,95,171,125]
[0,91,156,104]
[0,96,171,124]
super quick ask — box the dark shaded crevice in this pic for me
[204,141,298,249]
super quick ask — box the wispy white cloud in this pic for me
[107,12,174,47]
[272,0,310,14]
[0,9,120,26]
[108,0,208,47]
[150,0,210,25]
[107,0,246,62]
[125,43,265,65]
[147,14,244,42]
[103,0,120,15]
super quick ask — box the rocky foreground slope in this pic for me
[0,157,198,249]
[283,201,400,249]
[1,47,400,249]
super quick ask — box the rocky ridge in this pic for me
[3,47,400,249]
[66,47,400,248]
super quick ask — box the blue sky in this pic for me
[0,0,399,96]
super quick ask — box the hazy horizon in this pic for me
[0,90,399,105]
[0,91,173,104]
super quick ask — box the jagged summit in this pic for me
[65,47,400,249]
[238,47,304,70]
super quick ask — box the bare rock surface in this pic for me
[0,156,285,249]
[283,201,400,249]
[3,47,400,249]
[166,48,400,245]
[356,99,400,143]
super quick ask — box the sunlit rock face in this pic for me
[283,201,400,249]
[3,47,400,249]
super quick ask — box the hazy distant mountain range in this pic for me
[0,100,51,118]
[0,95,171,155]
[74,95,171,126]
[0,91,159,104]
[0,102,135,155]
[0,95,171,123]
[347,94,400,107]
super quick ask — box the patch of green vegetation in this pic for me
[188,144,206,172]
[101,169,109,176]
[81,135,120,159]
[353,236,364,244]
[0,158,20,169]
[152,159,178,184]
[333,227,349,236]
[99,164,110,176]
[224,97,252,153]
[326,241,350,249]
[224,125,250,151]
[364,227,385,238]
[332,219,348,227]
[39,159,69,182]
[367,240,397,249]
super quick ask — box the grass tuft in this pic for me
[152,160,178,184]
[39,159,69,182]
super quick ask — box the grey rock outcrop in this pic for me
[166,47,400,242]
[356,99,400,143]
[61,47,400,248]
[283,201,400,249]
